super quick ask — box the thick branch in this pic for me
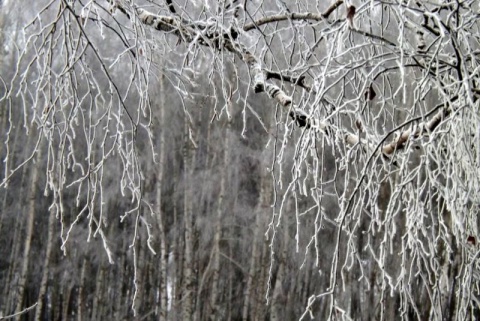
[382,100,454,155]
[136,9,190,40]
[265,70,311,92]
[243,0,344,31]
[115,4,306,124]
[351,29,397,47]
[112,1,456,156]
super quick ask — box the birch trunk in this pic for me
[33,204,56,321]
[154,73,168,321]
[252,237,269,321]
[76,258,87,321]
[270,224,288,321]
[0,19,20,235]
[61,279,73,321]
[182,116,195,321]
[115,233,128,320]
[209,119,231,321]
[3,192,25,313]
[91,267,104,321]
[3,119,31,312]
[134,238,146,316]
[242,170,269,321]
[251,172,272,321]
[193,105,214,321]
[171,158,179,319]
[14,144,42,319]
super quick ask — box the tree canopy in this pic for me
[1,0,480,320]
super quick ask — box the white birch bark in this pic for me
[182,115,195,321]
[242,170,270,321]
[14,145,42,318]
[33,204,56,321]
[153,72,169,321]
[209,119,231,320]
[270,212,289,321]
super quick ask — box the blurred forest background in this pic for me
[0,0,480,320]
[0,1,325,320]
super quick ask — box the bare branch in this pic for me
[0,303,38,320]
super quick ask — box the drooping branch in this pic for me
[382,100,454,155]
[351,29,397,47]
[0,303,38,320]
[107,0,457,160]
[265,70,311,92]
[108,2,319,126]
[243,0,343,31]
[136,9,193,42]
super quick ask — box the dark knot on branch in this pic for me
[289,110,311,128]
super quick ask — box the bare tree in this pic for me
[2,0,480,320]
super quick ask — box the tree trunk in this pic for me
[182,116,195,321]
[3,191,25,313]
[171,158,180,319]
[62,278,73,321]
[14,142,42,319]
[91,267,105,321]
[153,73,168,321]
[34,203,56,321]
[193,100,214,321]
[209,119,231,321]
[134,237,146,316]
[252,237,269,321]
[242,170,269,321]
[3,117,31,313]
[251,171,272,321]
[270,223,288,321]
[76,258,87,321]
